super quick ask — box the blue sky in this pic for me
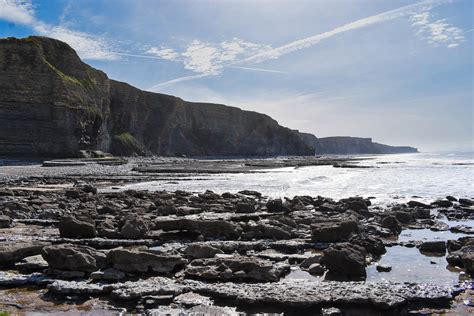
[0,0,472,151]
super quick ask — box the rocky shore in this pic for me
[0,173,473,315]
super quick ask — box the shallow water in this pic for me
[118,152,474,204]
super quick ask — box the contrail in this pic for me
[226,65,288,74]
[149,0,449,88]
[147,73,211,90]
[234,0,446,65]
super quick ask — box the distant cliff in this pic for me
[298,135,418,154]
[0,36,313,157]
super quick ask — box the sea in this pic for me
[120,151,474,205]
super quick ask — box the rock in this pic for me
[461,253,474,275]
[120,215,149,239]
[14,255,48,272]
[106,248,186,273]
[459,198,473,206]
[322,243,366,277]
[235,203,255,213]
[311,219,359,242]
[42,244,106,273]
[90,268,126,281]
[0,241,51,265]
[173,292,213,307]
[413,208,431,219]
[394,211,412,224]
[266,199,290,213]
[80,184,98,195]
[59,216,97,239]
[184,244,223,259]
[432,200,453,208]
[446,196,457,202]
[154,219,241,239]
[242,223,292,240]
[0,215,12,228]
[446,245,474,275]
[299,254,322,269]
[380,216,402,234]
[350,235,386,256]
[65,190,81,199]
[419,241,446,254]
[450,225,474,234]
[181,279,452,310]
[376,264,392,272]
[308,263,325,276]
[407,201,431,208]
[185,256,289,282]
[430,221,450,231]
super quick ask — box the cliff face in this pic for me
[109,81,312,156]
[0,36,313,157]
[0,37,110,157]
[298,135,418,154]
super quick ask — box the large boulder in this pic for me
[322,243,366,277]
[419,241,446,254]
[380,216,402,234]
[42,244,106,272]
[120,215,149,239]
[106,248,187,273]
[59,216,97,239]
[0,241,51,265]
[350,235,386,256]
[266,199,290,213]
[311,219,359,242]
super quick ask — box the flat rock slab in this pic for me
[45,277,460,311]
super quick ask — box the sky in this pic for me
[0,0,473,151]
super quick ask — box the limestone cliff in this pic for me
[298,135,418,154]
[0,37,110,157]
[0,36,313,157]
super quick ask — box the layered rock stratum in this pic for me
[298,134,418,154]
[0,36,417,157]
[0,36,313,157]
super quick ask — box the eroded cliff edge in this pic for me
[298,134,418,155]
[0,36,313,157]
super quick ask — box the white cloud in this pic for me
[146,38,272,76]
[146,46,179,60]
[410,8,465,48]
[34,24,118,60]
[0,0,35,25]
[152,0,455,87]
[0,0,117,60]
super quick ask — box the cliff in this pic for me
[298,135,418,155]
[0,36,313,157]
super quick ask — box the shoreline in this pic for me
[0,172,473,314]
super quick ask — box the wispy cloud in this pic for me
[235,0,449,65]
[226,66,288,74]
[0,0,34,25]
[0,0,117,60]
[410,8,465,48]
[146,38,272,76]
[150,0,455,88]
